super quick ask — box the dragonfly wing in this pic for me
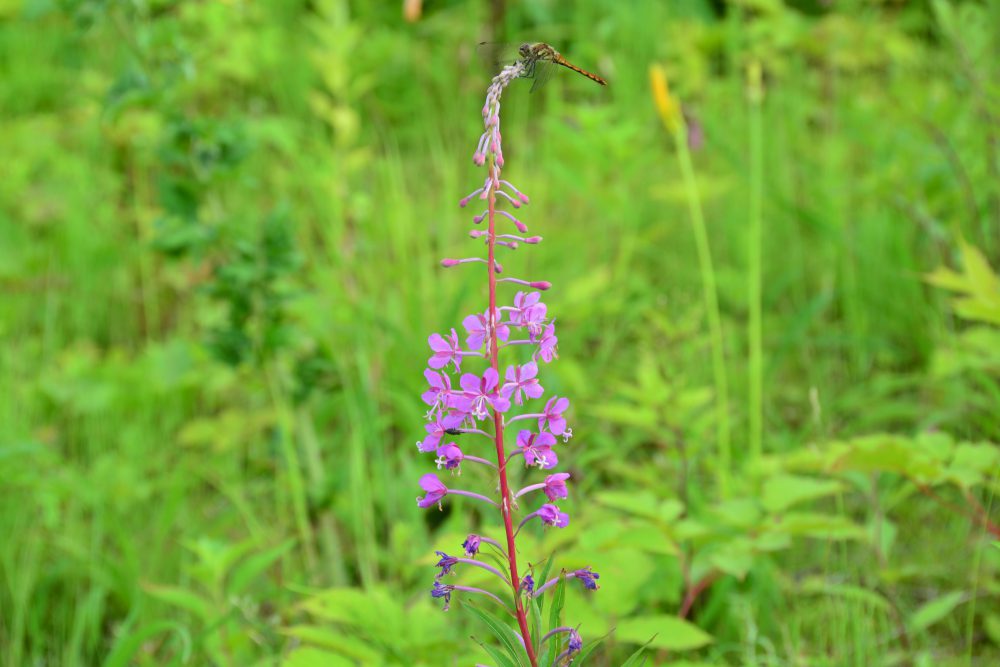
[529,60,554,93]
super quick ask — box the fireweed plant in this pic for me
[415,55,600,665]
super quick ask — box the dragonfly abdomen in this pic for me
[553,56,607,86]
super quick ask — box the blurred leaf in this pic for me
[926,240,1000,326]
[761,474,843,513]
[103,621,192,667]
[767,512,865,540]
[142,584,215,622]
[707,537,754,579]
[985,613,1000,646]
[227,538,296,596]
[907,591,966,633]
[279,626,380,662]
[595,490,662,521]
[797,577,892,613]
[615,615,713,651]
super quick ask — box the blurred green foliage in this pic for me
[1,0,999,665]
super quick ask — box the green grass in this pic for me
[1,0,999,665]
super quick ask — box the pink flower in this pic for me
[501,361,544,405]
[539,396,569,436]
[428,329,463,371]
[416,473,448,508]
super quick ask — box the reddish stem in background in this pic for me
[679,571,718,619]
[912,480,1000,539]
[488,173,539,667]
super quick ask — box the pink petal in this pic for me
[459,373,481,394]
[428,333,449,352]
[420,473,446,492]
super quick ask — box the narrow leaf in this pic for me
[464,602,530,667]
[620,637,655,666]
[908,591,966,633]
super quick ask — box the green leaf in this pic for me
[707,538,754,579]
[548,575,566,635]
[463,602,529,667]
[142,583,215,622]
[768,512,865,540]
[281,647,355,667]
[475,638,517,667]
[620,637,653,666]
[908,591,966,633]
[797,577,892,613]
[761,474,843,513]
[595,490,663,521]
[103,621,192,667]
[227,538,296,595]
[983,613,1000,646]
[537,557,555,615]
[573,636,608,666]
[529,596,542,659]
[615,615,713,651]
[279,625,381,662]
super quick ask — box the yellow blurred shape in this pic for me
[649,64,682,134]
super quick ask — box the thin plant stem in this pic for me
[672,116,732,497]
[965,467,999,666]
[265,363,317,574]
[297,404,347,584]
[487,158,538,667]
[747,60,765,469]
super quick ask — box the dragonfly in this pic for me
[482,42,608,92]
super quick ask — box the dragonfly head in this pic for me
[518,43,532,58]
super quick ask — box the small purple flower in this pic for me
[501,361,544,405]
[573,566,600,590]
[435,443,464,471]
[539,396,569,436]
[431,581,454,610]
[417,473,448,508]
[536,322,558,363]
[435,551,460,579]
[462,534,481,557]
[461,367,511,420]
[568,629,583,652]
[509,291,544,327]
[517,429,558,469]
[543,472,570,501]
[428,329,463,371]
[419,413,464,453]
[422,369,458,416]
[520,574,535,594]
[537,503,570,528]
[463,310,510,352]
[523,305,548,340]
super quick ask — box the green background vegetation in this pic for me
[1,0,999,665]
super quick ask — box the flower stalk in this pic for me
[486,156,537,665]
[416,48,602,666]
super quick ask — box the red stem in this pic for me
[488,178,539,667]
[912,480,1000,539]
[679,571,718,619]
